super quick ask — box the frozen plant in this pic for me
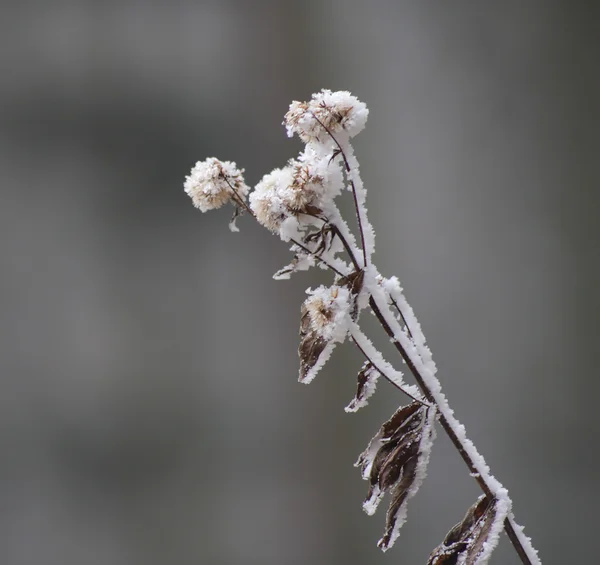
[183,90,541,564]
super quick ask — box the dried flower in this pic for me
[298,285,351,383]
[184,158,249,212]
[249,166,296,233]
[249,151,342,237]
[284,89,369,144]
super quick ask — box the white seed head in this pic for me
[184,158,249,212]
[284,89,369,143]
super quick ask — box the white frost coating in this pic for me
[250,166,296,232]
[298,144,346,202]
[344,363,380,412]
[301,340,338,385]
[300,285,352,384]
[348,322,422,403]
[363,485,385,516]
[467,497,511,565]
[340,141,376,265]
[324,201,363,263]
[381,405,438,551]
[507,513,541,565]
[381,276,435,369]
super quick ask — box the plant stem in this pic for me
[368,295,534,565]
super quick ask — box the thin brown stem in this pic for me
[226,181,254,217]
[389,296,414,340]
[227,162,533,564]
[289,239,345,277]
[329,224,361,271]
[350,336,427,406]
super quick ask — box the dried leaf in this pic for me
[427,496,502,565]
[338,269,364,320]
[355,402,422,477]
[339,269,365,296]
[356,402,437,550]
[378,455,418,550]
[345,361,381,412]
[298,334,327,381]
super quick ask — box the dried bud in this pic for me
[284,90,369,144]
[298,285,352,383]
[184,158,249,212]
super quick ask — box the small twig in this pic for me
[351,336,426,406]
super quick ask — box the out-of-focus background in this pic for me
[2,2,598,564]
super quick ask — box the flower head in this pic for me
[302,285,352,343]
[284,89,369,144]
[249,153,338,235]
[184,158,249,212]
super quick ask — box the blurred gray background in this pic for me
[1,1,598,564]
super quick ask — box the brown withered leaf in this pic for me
[427,496,498,565]
[377,432,420,492]
[345,361,381,412]
[298,296,334,383]
[339,269,365,296]
[338,269,365,320]
[356,402,423,476]
[357,402,437,551]
[378,454,418,550]
[298,334,327,382]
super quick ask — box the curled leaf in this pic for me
[378,454,418,550]
[428,495,509,565]
[356,402,437,550]
[345,361,382,412]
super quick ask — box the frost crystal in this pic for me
[284,89,369,144]
[184,157,249,212]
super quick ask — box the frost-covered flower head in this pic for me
[284,89,369,144]
[249,150,341,235]
[302,285,352,343]
[184,158,249,212]
[299,284,353,383]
